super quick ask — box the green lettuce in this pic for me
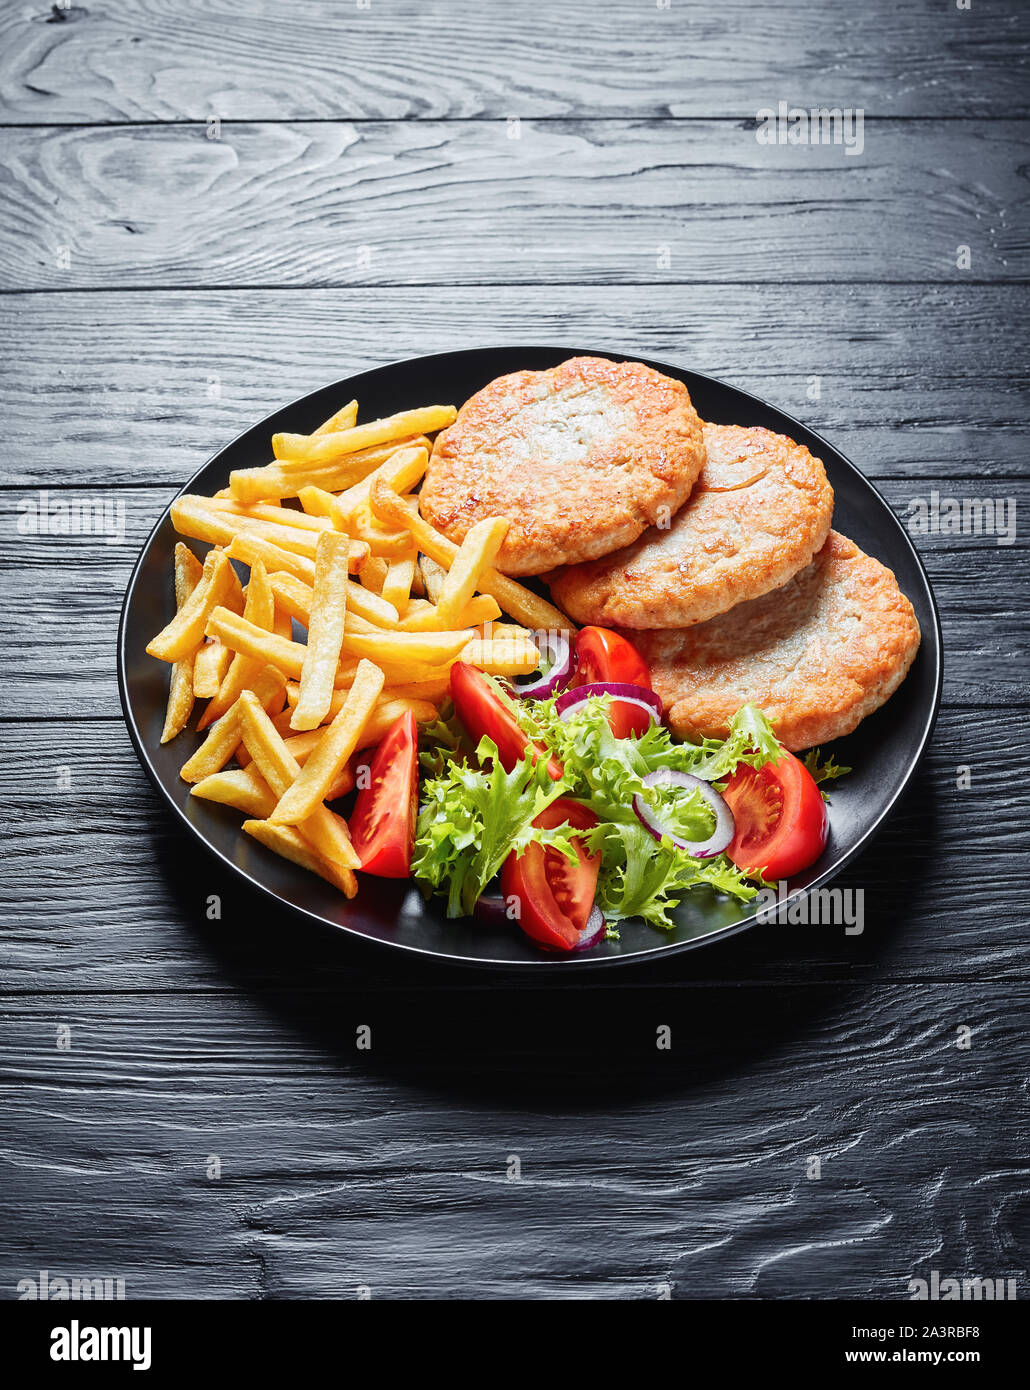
[414,693,783,931]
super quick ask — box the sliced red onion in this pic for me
[571,905,606,951]
[632,769,735,859]
[511,631,574,699]
[555,681,663,723]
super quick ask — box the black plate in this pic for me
[118,346,942,969]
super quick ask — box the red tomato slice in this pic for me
[721,751,828,879]
[500,799,600,952]
[574,626,651,690]
[450,662,563,780]
[350,710,419,878]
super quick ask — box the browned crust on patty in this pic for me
[629,532,922,751]
[549,423,834,628]
[419,356,706,576]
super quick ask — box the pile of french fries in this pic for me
[146,398,575,898]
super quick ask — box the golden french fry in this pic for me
[341,627,474,667]
[227,436,429,504]
[269,659,385,825]
[206,606,309,680]
[369,480,576,634]
[348,503,422,558]
[312,399,358,436]
[267,572,314,626]
[357,555,388,595]
[198,559,276,729]
[332,445,429,528]
[225,533,316,585]
[191,766,278,819]
[434,517,509,626]
[399,594,501,632]
[418,554,447,603]
[242,819,357,897]
[295,486,338,521]
[192,637,233,698]
[148,548,240,664]
[180,667,287,782]
[279,729,356,799]
[160,543,204,741]
[319,683,448,720]
[292,532,351,731]
[272,408,454,467]
[207,497,331,532]
[237,692,359,872]
[171,495,323,558]
[462,638,541,676]
[380,546,418,616]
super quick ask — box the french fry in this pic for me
[359,555,389,594]
[179,666,287,782]
[191,766,278,819]
[269,659,385,825]
[319,683,448,721]
[295,486,339,521]
[147,547,240,664]
[206,606,309,680]
[160,543,204,742]
[434,517,510,626]
[207,497,332,532]
[192,637,233,699]
[462,638,541,676]
[312,399,358,436]
[419,553,447,602]
[171,495,324,558]
[227,436,429,504]
[398,593,501,632]
[198,559,275,730]
[341,628,474,667]
[292,532,351,731]
[237,692,359,877]
[225,533,315,585]
[347,503,422,558]
[272,407,455,467]
[381,545,418,616]
[331,445,429,529]
[242,819,357,897]
[267,572,315,626]
[369,480,576,634]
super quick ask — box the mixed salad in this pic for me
[346,625,841,953]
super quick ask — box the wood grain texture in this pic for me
[1,986,1027,1298]
[1,709,1027,993]
[1,285,1027,488]
[1,0,1027,123]
[4,479,1027,716]
[1,119,1026,291]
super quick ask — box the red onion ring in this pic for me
[572,906,606,951]
[632,769,735,859]
[511,631,574,699]
[555,681,663,722]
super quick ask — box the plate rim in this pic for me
[117,344,944,971]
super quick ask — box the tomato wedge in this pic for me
[574,626,651,689]
[349,710,419,878]
[500,799,600,952]
[721,751,828,879]
[572,627,654,739]
[450,662,563,779]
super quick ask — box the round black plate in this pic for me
[118,347,942,969]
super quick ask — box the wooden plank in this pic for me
[0,285,1026,489]
[1,984,1026,1297]
[1,120,1026,291]
[2,479,1026,717]
[0,0,1026,123]
[1,708,1026,993]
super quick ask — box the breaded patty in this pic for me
[631,532,921,751]
[549,423,834,628]
[419,357,705,576]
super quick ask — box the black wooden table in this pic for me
[2,1,1028,1302]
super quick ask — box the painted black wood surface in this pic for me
[1,0,1028,1301]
